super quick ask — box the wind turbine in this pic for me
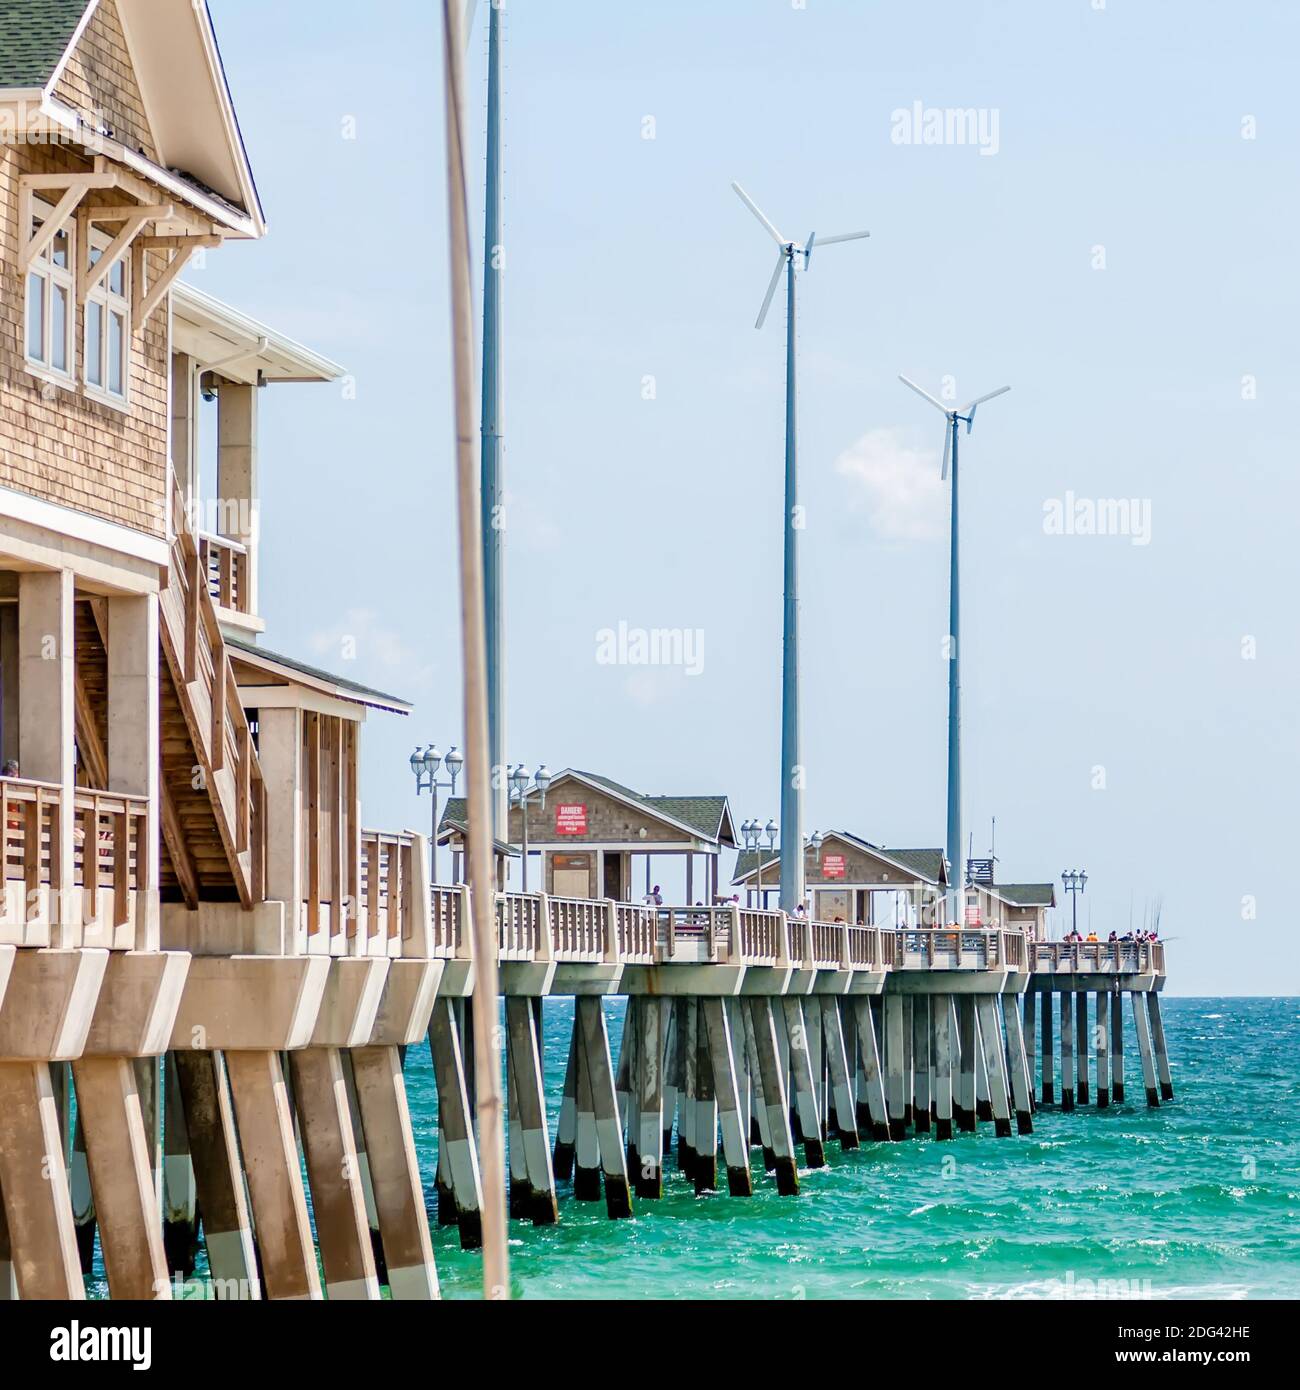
[733,182,869,912]
[466,0,507,847]
[898,374,1010,919]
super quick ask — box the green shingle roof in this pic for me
[226,633,410,712]
[0,0,91,89]
[992,882,1056,907]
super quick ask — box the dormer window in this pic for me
[24,206,75,381]
[84,241,131,405]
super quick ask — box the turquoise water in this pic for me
[405,996,1300,1300]
[82,996,1299,1299]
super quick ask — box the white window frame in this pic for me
[83,224,132,408]
[24,199,76,385]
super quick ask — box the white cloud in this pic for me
[834,426,947,541]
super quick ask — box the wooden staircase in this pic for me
[157,482,266,908]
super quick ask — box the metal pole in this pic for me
[431,780,439,884]
[778,250,803,914]
[480,0,507,849]
[945,413,961,923]
[521,798,529,894]
[440,0,508,1299]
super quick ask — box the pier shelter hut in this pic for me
[732,830,948,924]
[968,881,1056,939]
[433,813,516,890]
[441,769,736,901]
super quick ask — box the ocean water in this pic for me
[406,996,1300,1300]
[83,996,1299,1300]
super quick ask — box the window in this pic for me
[84,240,130,403]
[24,206,75,381]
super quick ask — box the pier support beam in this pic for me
[161,1053,198,1277]
[289,1048,378,1300]
[553,1025,577,1182]
[884,993,908,1139]
[1075,992,1090,1105]
[1040,988,1054,1106]
[955,995,976,1132]
[506,998,558,1223]
[702,998,752,1195]
[225,1049,321,1300]
[0,1061,84,1299]
[1001,996,1034,1136]
[172,1050,257,1295]
[577,998,632,1218]
[70,1101,96,1274]
[1111,991,1125,1103]
[781,998,825,1165]
[1147,993,1174,1101]
[852,998,889,1141]
[675,999,697,1180]
[1059,989,1075,1112]
[821,999,859,1150]
[1132,991,1160,1108]
[351,1045,439,1299]
[72,1057,172,1301]
[911,996,931,1135]
[1095,991,1111,1108]
[693,1002,719,1193]
[745,999,798,1195]
[632,999,665,1198]
[1023,990,1037,1108]
[975,997,1013,1138]
[427,1001,483,1248]
[931,993,954,1140]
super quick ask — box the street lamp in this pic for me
[742,818,779,909]
[1061,868,1088,938]
[509,763,551,892]
[410,743,463,884]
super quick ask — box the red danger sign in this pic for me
[555,803,588,835]
[822,853,846,879]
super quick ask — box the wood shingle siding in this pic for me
[51,0,158,161]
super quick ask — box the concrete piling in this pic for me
[1040,988,1054,1105]
[975,996,1014,1138]
[161,1053,199,1277]
[1001,996,1034,1136]
[505,997,558,1223]
[576,997,633,1218]
[692,1000,719,1193]
[1023,989,1037,1108]
[1095,991,1111,1108]
[1131,991,1160,1108]
[1147,993,1174,1101]
[1111,990,1125,1103]
[781,998,825,1166]
[553,1025,578,1182]
[852,998,890,1141]
[821,999,859,1149]
[427,999,484,1248]
[931,993,954,1140]
[912,996,931,1135]
[1075,992,1090,1105]
[702,998,753,1195]
[745,998,798,1195]
[1059,989,1075,1112]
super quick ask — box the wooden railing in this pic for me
[847,924,886,970]
[616,902,658,963]
[893,928,1028,970]
[431,885,466,958]
[198,531,250,616]
[550,896,610,959]
[1031,939,1165,974]
[1,778,150,945]
[159,475,266,908]
[498,892,542,959]
[737,908,784,964]
[357,829,418,943]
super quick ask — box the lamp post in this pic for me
[509,763,552,892]
[741,818,779,909]
[805,828,824,916]
[410,743,463,884]
[1061,868,1087,937]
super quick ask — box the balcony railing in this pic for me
[355,829,421,948]
[0,777,150,948]
[892,928,1028,970]
[198,531,251,617]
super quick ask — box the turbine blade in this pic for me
[941,425,951,481]
[732,181,784,246]
[755,251,785,329]
[898,374,950,415]
[959,384,1011,413]
[814,229,871,245]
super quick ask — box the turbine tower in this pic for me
[733,182,868,912]
[467,0,507,848]
[898,374,1010,918]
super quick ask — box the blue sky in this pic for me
[196,0,1300,995]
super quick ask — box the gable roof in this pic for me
[732,830,948,888]
[438,769,736,848]
[1,0,264,235]
[227,633,410,714]
[0,0,91,88]
[987,882,1056,908]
